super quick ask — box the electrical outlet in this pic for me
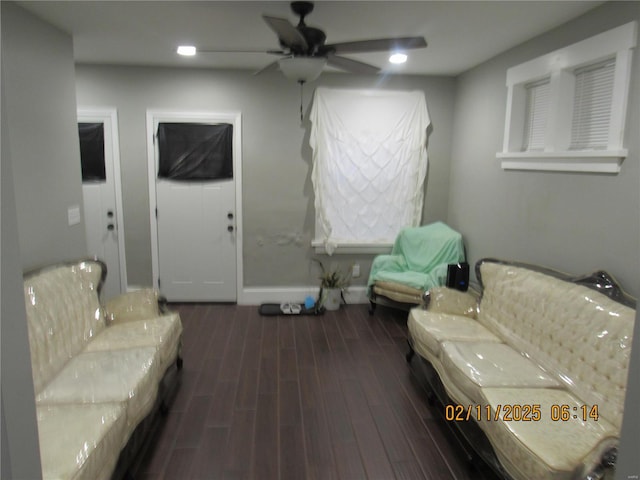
[352,263,361,278]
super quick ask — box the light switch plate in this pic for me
[67,205,81,226]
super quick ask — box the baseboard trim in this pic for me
[128,285,369,306]
[239,285,369,306]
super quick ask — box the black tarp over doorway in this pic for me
[157,123,233,181]
[78,122,106,182]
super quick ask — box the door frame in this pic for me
[146,110,244,300]
[78,106,128,293]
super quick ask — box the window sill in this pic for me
[312,240,393,255]
[496,150,627,173]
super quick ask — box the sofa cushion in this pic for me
[374,271,438,292]
[408,309,501,362]
[427,286,478,318]
[85,313,182,374]
[440,342,560,404]
[480,387,618,480]
[37,403,126,480]
[35,347,161,430]
[104,289,162,322]
[373,280,423,304]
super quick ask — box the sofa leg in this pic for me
[406,340,415,363]
[405,350,414,363]
[368,301,376,315]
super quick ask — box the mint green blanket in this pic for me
[367,222,465,291]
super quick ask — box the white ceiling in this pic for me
[19,1,604,76]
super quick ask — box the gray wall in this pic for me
[1,106,43,479]
[2,2,86,270]
[448,1,640,297]
[75,67,456,287]
[1,3,51,478]
[448,4,640,476]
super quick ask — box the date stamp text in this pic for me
[445,404,599,422]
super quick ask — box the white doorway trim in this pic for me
[78,106,128,293]
[146,110,244,301]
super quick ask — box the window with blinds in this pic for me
[522,78,551,152]
[570,58,616,150]
[498,21,635,173]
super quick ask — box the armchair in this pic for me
[367,222,465,314]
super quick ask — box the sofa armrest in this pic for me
[425,286,478,318]
[105,289,164,324]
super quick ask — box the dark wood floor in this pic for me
[135,303,500,480]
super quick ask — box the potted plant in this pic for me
[314,259,351,311]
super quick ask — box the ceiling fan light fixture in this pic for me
[278,57,326,82]
[177,45,197,56]
[389,52,408,64]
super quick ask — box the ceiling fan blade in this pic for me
[262,15,308,51]
[253,60,282,76]
[198,48,285,55]
[326,54,380,75]
[323,37,427,54]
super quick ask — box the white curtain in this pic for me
[309,87,430,254]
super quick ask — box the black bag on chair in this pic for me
[447,262,469,291]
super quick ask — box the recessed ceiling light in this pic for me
[177,45,197,56]
[389,53,408,64]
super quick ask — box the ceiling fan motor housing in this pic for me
[290,1,326,55]
[297,27,326,55]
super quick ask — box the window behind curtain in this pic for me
[310,88,430,254]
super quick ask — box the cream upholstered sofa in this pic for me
[23,259,183,480]
[407,258,636,480]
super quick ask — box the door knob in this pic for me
[107,211,114,218]
[227,225,234,232]
[227,212,234,220]
[107,224,115,231]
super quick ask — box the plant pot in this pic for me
[323,288,342,311]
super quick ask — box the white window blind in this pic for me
[570,58,616,150]
[521,78,550,151]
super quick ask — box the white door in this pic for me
[78,109,127,300]
[149,113,240,302]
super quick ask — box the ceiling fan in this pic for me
[194,1,427,82]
